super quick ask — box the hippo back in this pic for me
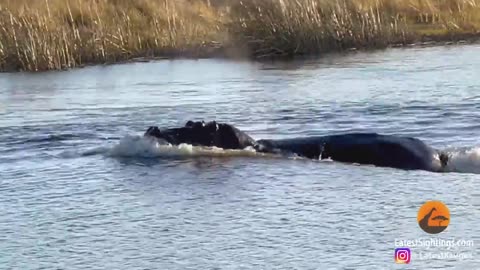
[322,133,437,170]
[256,133,438,171]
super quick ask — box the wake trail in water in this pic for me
[99,135,271,159]
[71,135,480,174]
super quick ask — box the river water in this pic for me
[1,45,479,269]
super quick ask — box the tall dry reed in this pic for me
[1,0,480,71]
[229,0,480,58]
[0,0,223,71]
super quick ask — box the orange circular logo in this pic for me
[417,201,450,234]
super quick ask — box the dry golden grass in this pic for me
[1,0,480,71]
[0,0,223,71]
[229,0,480,57]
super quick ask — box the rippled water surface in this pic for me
[1,45,479,269]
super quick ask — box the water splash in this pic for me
[441,147,480,174]
[107,135,266,158]
[75,135,480,174]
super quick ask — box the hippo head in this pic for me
[144,120,256,150]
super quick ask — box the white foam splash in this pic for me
[80,135,480,174]
[441,147,480,174]
[107,135,267,158]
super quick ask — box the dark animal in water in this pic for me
[144,120,449,172]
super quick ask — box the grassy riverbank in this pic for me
[1,0,480,71]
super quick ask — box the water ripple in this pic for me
[0,45,479,269]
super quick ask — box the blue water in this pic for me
[1,45,479,269]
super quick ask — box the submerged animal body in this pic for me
[144,121,448,172]
[256,133,443,171]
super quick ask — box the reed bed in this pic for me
[1,0,480,71]
[0,0,223,71]
[229,0,480,57]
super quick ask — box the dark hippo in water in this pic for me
[144,120,448,172]
[255,134,448,171]
[144,120,256,150]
